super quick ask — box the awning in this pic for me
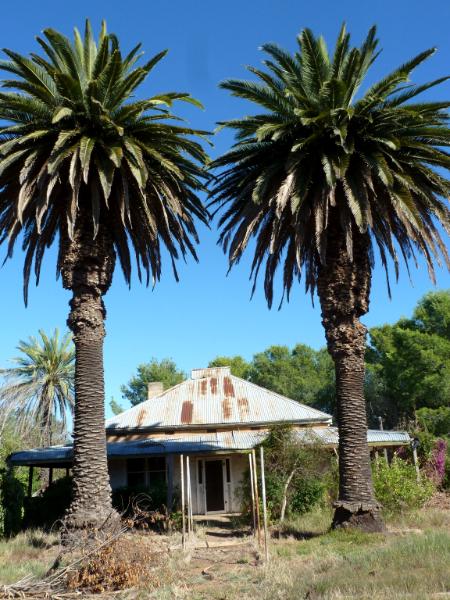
[8,427,410,467]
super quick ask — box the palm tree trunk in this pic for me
[317,220,384,532]
[60,207,119,535]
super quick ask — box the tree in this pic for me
[258,425,330,522]
[121,358,186,406]
[250,344,335,412]
[208,355,252,379]
[0,329,74,446]
[210,25,449,530]
[0,22,208,532]
[368,291,450,423]
[411,290,450,339]
[109,397,124,416]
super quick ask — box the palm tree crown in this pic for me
[0,20,209,302]
[0,329,74,444]
[210,25,450,307]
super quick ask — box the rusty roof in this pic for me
[106,367,332,431]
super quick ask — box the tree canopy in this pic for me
[0,329,74,445]
[0,20,210,303]
[121,358,186,406]
[367,290,450,424]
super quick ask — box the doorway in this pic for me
[205,460,224,512]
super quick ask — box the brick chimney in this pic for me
[147,382,164,400]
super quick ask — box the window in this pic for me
[127,457,166,488]
[198,460,203,484]
[147,457,166,486]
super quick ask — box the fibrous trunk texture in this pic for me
[317,220,384,532]
[60,207,119,537]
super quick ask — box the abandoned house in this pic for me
[8,367,410,515]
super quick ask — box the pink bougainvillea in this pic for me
[425,438,447,487]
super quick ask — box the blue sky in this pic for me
[0,0,449,418]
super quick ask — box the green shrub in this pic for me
[23,475,72,530]
[373,458,434,514]
[0,469,25,537]
[416,407,450,437]
[290,478,325,515]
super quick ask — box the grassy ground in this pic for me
[0,530,59,585]
[0,505,449,599]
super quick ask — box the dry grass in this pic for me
[124,504,450,600]
[0,504,449,599]
[0,530,60,585]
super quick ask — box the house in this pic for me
[8,367,410,515]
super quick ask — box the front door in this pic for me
[205,460,224,512]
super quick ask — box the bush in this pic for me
[112,480,169,516]
[0,469,25,537]
[373,458,435,514]
[290,478,325,515]
[416,407,450,437]
[23,476,72,530]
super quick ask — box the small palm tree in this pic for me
[0,21,209,531]
[0,329,74,446]
[210,25,450,530]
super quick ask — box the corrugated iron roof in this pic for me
[296,428,411,446]
[8,427,410,466]
[106,367,332,431]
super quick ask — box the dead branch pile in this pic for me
[0,512,164,598]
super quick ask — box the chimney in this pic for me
[147,382,164,400]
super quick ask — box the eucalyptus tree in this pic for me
[0,329,74,444]
[210,25,450,530]
[0,21,209,531]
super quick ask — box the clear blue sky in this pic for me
[1,0,449,418]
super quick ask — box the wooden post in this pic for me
[180,454,186,549]
[378,417,389,463]
[65,467,70,478]
[412,446,421,483]
[48,467,53,485]
[28,466,33,498]
[252,449,261,546]
[166,454,174,514]
[186,455,192,537]
[248,453,256,536]
[259,446,269,563]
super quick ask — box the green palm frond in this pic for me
[0,329,75,444]
[210,25,450,308]
[0,20,210,303]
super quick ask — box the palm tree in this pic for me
[0,21,209,532]
[0,329,74,447]
[210,25,449,531]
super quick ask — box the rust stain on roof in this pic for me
[181,401,193,424]
[223,376,235,397]
[210,377,218,394]
[222,398,232,420]
[237,397,249,419]
[200,380,207,395]
[136,407,147,427]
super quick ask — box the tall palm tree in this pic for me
[0,329,74,445]
[0,21,209,531]
[210,25,450,530]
